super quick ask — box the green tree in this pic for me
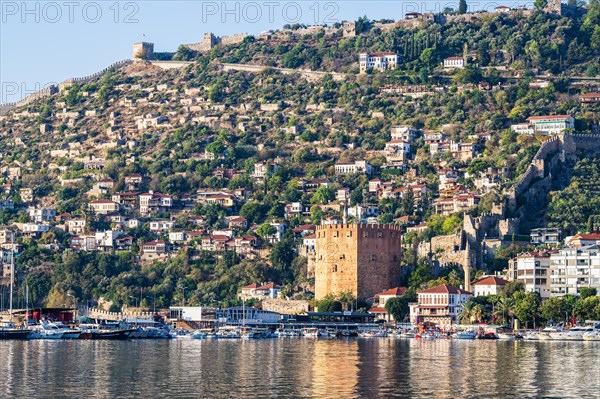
[256,224,276,239]
[402,190,415,216]
[458,0,468,14]
[501,281,525,298]
[317,298,342,312]
[310,186,333,204]
[540,297,568,323]
[574,296,599,322]
[494,296,515,324]
[579,287,597,299]
[337,291,356,311]
[459,300,483,324]
[385,296,411,321]
[513,291,541,328]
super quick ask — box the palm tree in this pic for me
[459,300,483,324]
[494,297,515,325]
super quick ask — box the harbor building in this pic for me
[409,284,472,326]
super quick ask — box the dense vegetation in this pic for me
[547,157,600,234]
[1,4,599,312]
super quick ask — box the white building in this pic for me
[510,122,535,135]
[385,140,410,162]
[266,223,286,243]
[443,56,465,69]
[95,230,119,251]
[28,208,56,223]
[252,161,279,182]
[139,192,172,215]
[409,284,472,326]
[359,52,399,73]
[391,125,418,142]
[471,276,508,297]
[20,223,51,236]
[66,219,86,235]
[508,251,553,299]
[530,228,561,246]
[149,220,175,232]
[334,161,373,176]
[347,205,378,221]
[549,245,600,296]
[527,115,574,135]
[512,115,575,136]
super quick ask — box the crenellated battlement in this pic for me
[315,223,401,231]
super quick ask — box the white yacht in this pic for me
[453,330,476,340]
[550,324,600,341]
[34,320,64,339]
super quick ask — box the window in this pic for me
[340,254,345,260]
[371,254,377,261]
[347,231,352,237]
[333,264,338,272]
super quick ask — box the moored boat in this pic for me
[549,325,599,341]
[453,330,476,340]
[497,333,516,340]
[0,322,31,340]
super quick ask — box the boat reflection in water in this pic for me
[1,339,600,398]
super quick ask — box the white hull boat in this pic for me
[453,331,476,340]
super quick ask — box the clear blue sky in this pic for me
[1,0,530,102]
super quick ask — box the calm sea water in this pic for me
[1,339,599,398]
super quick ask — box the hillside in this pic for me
[0,5,599,311]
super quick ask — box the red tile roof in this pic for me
[471,276,509,286]
[242,283,260,290]
[256,282,280,290]
[144,240,166,246]
[375,286,408,297]
[527,115,571,121]
[573,233,600,240]
[418,284,472,295]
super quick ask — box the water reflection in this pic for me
[1,339,599,398]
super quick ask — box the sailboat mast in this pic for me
[25,283,29,326]
[9,241,14,321]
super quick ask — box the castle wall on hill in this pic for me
[314,224,402,300]
[572,134,600,156]
[184,32,248,53]
[0,60,131,116]
[508,135,562,211]
[506,133,600,233]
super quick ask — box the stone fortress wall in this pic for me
[0,60,132,116]
[314,223,402,300]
